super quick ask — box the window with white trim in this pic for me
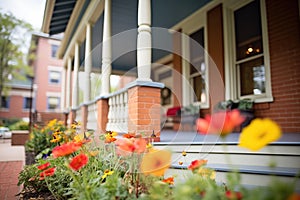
[189,28,207,105]
[51,44,59,58]
[49,70,61,84]
[23,97,32,109]
[47,96,60,110]
[1,96,9,109]
[225,0,272,102]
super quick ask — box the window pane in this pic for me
[49,71,61,84]
[191,75,206,103]
[48,97,60,109]
[24,97,32,109]
[1,97,9,108]
[239,57,265,96]
[234,0,263,61]
[190,28,204,75]
[51,45,59,58]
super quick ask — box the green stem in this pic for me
[44,176,59,200]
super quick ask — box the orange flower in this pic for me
[37,162,50,170]
[52,142,82,158]
[115,138,147,155]
[140,149,171,176]
[188,159,207,171]
[105,131,117,143]
[225,190,242,200]
[288,193,300,200]
[69,153,89,171]
[197,109,245,136]
[178,161,183,165]
[123,133,135,139]
[162,176,174,185]
[39,167,56,180]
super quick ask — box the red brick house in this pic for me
[41,0,300,135]
[0,79,33,123]
[29,33,65,124]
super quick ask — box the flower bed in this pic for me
[18,112,299,199]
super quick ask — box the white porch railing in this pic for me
[106,89,128,133]
[87,100,98,131]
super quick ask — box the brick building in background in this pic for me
[29,32,65,124]
[0,78,33,123]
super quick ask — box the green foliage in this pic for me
[0,11,34,106]
[18,157,72,200]
[9,120,29,130]
[19,119,298,200]
[25,119,67,156]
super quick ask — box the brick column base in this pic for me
[128,85,161,142]
[68,110,76,128]
[81,105,88,132]
[97,98,108,134]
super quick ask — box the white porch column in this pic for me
[84,23,92,102]
[72,42,80,108]
[137,0,152,81]
[101,0,112,96]
[66,57,72,109]
[60,68,66,111]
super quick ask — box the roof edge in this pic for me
[41,0,55,33]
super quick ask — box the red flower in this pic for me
[162,176,174,185]
[123,133,135,139]
[115,138,147,155]
[188,159,207,171]
[39,167,56,180]
[225,191,242,200]
[69,153,89,171]
[197,109,245,136]
[52,142,82,158]
[37,162,50,170]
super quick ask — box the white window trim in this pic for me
[223,0,273,103]
[48,69,62,84]
[47,96,61,111]
[48,65,63,71]
[181,11,210,109]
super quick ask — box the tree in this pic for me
[0,11,33,107]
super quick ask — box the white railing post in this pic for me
[84,23,92,103]
[137,0,152,81]
[72,42,80,108]
[66,57,72,109]
[101,0,112,96]
[106,90,129,133]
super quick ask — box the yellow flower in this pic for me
[74,132,91,143]
[197,168,216,180]
[101,169,114,179]
[146,143,153,149]
[182,151,187,156]
[140,148,171,177]
[50,133,62,143]
[89,150,99,157]
[178,161,183,165]
[239,118,282,151]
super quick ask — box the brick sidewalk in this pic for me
[0,161,23,200]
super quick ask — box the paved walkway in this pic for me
[0,139,25,200]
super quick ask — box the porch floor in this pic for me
[159,129,300,144]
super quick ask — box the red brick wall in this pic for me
[0,95,30,119]
[128,86,161,137]
[254,0,300,133]
[34,37,64,112]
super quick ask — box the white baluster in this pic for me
[124,92,128,133]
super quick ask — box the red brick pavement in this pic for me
[0,161,23,200]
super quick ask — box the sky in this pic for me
[0,0,46,31]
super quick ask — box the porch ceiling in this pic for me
[48,0,77,35]
[44,0,211,73]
